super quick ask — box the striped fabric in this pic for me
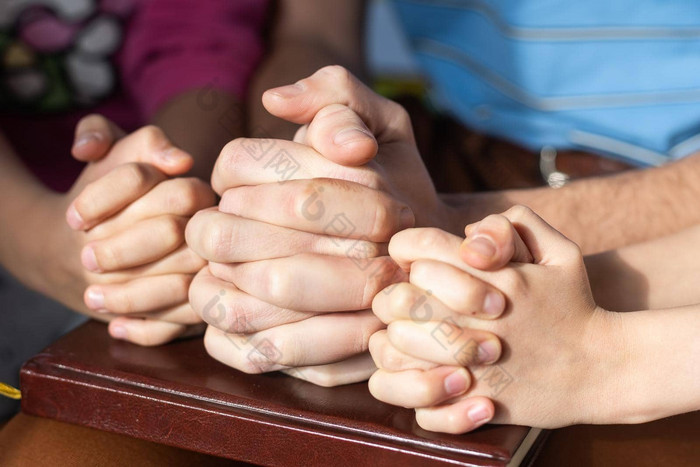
[391,0,700,166]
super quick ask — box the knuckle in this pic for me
[265,264,293,305]
[319,65,353,86]
[454,278,485,314]
[292,180,321,222]
[414,228,449,252]
[245,334,287,372]
[222,301,253,334]
[363,258,401,307]
[350,168,384,191]
[411,378,438,408]
[184,247,207,271]
[505,204,533,222]
[112,289,136,314]
[169,274,192,298]
[562,239,584,263]
[162,178,201,215]
[500,268,527,296]
[368,198,393,241]
[214,139,249,192]
[93,243,120,270]
[220,138,247,167]
[120,163,151,191]
[314,102,348,120]
[388,282,420,318]
[204,219,236,261]
[136,125,166,149]
[388,101,411,129]
[158,215,185,247]
[381,346,405,370]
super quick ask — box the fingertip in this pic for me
[444,368,471,397]
[328,129,378,166]
[264,83,305,100]
[108,318,186,346]
[459,235,498,270]
[415,397,495,434]
[81,245,101,273]
[65,203,85,230]
[465,398,495,428]
[477,338,502,365]
[262,84,311,122]
[108,319,129,340]
[71,131,110,161]
[155,148,194,175]
[482,291,506,318]
[84,286,105,311]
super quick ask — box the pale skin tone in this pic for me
[1,88,240,346]
[189,66,700,386]
[369,206,700,433]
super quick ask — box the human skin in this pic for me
[189,65,700,384]
[368,206,700,433]
[0,89,240,346]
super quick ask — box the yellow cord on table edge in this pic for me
[0,382,21,400]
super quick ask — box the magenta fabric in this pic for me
[1,0,269,192]
[120,0,268,120]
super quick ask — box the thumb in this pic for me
[72,114,127,162]
[460,213,534,270]
[295,103,378,167]
[82,125,193,182]
[262,66,414,145]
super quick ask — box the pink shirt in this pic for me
[0,0,269,191]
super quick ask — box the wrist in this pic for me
[577,307,639,425]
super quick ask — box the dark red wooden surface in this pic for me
[20,321,543,466]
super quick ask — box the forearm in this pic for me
[585,224,700,311]
[443,152,700,254]
[0,135,55,282]
[151,89,243,180]
[248,0,366,140]
[587,306,700,424]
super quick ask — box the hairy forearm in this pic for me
[587,306,700,424]
[444,153,700,254]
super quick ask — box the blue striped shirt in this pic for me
[391,0,700,166]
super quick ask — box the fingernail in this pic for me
[467,235,496,259]
[73,131,103,149]
[66,204,84,230]
[81,246,101,272]
[267,83,305,98]
[467,403,492,426]
[158,147,188,165]
[444,369,470,396]
[399,208,415,229]
[85,287,104,309]
[477,340,500,364]
[111,325,127,339]
[483,292,505,316]
[333,127,373,146]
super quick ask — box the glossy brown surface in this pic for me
[19,321,541,466]
[0,413,243,467]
